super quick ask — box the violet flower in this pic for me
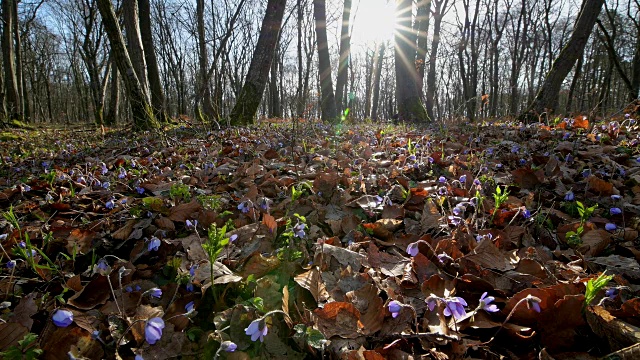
[145,317,165,345]
[388,300,402,318]
[245,319,268,342]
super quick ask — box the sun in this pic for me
[350,0,396,46]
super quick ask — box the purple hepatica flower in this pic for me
[136,186,145,194]
[293,223,306,238]
[427,156,434,163]
[459,175,467,184]
[437,253,453,263]
[582,169,591,177]
[125,286,133,293]
[388,300,402,318]
[149,288,162,299]
[245,319,268,342]
[96,259,110,274]
[447,216,462,226]
[118,167,127,179]
[229,234,238,243]
[105,199,115,210]
[511,145,520,153]
[438,176,446,183]
[610,207,622,215]
[259,197,270,211]
[522,207,531,219]
[406,242,419,257]
[52,309,74,327]
[479,292,499,312]
[438,186,447,195]
[135,355,144,360]
[564,191,575,201]
[452,205,465,216]
[102,181,110,189]
[605,223,617,231]
[145,317,165,345]
[238,201,251,214]
[190,264,198,277]
[525,294,542,313]
[7,260,16,269]
[443,297,468,320]
[221,341,237,352]
[426,295,439,312]
[605,288,618,300]
[473,178,481,186]
[22,184,31,192]
[408,155,416,162]
[186,219,198,230]
[18,241,26,249]
[611,194,622,201]
[148,237,161,252]
[185,301,195,313]
[100,163,108,175]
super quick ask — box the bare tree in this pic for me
[395,0,429,122]
[3,0,21,121]
[313,0,337,121]
[524,0,605,117]
[139,0,168,122]
[97,0,158,129]
[335,0,352,115]
[425,0,450,120]
[229,0,287,125]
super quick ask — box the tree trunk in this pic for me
[122,0,149,100]
[97,0,158,130]
[364,46,374,118]
[371,42,385,120]
[269,46,282,118]
[425,0,448,121]
[415,0,431,93]
[229,0,286,125]
[334,0,352,115]
[296,0,304,117]
[633,36,640,100]
[3,0,20,121]
[566,52,583,113]
[13,0,24,121]
[196,0,216,122]
[313,0,338,122]
[523,0,605,118]
[395,0,429,122]
[105,60,120,125]
[139,0,168,122]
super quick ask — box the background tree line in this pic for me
[0,0,638,129]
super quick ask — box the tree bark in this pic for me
[229,0,286,125]
[97,0,158,130]
[139,0,168,122]
[334,0,352,115]
[105,58,120,125]
[122,0,149,100]
[523,0,605,118]
[3,0,21,121]
[371,42,385,120]
[415,0,431,93]
[313,0,338,121]
[196,0,216,122]
[395,0,429,122]
[425,0,449,121]
[13,0,24,120]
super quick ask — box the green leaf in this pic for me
[584,272,614,310]
[306,328,326,350]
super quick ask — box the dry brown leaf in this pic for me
[314,302,363,338]
[294,268,330,303]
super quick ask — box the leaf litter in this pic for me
[0,118,639,359]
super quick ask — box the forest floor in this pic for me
[0,117,639,360]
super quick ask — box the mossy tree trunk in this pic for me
[230,0,286,125]
[97,0,158,130]
[2,0,21,121]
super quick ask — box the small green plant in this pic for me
[203,224,231,282]
[565,226,584,248]
[275,214,307,261]
[197,194,223,211]
[0,333,43,360]
[583,271,613,311]
[490,186,509,224]
[170,183,191,202]
[3,205,20,230]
